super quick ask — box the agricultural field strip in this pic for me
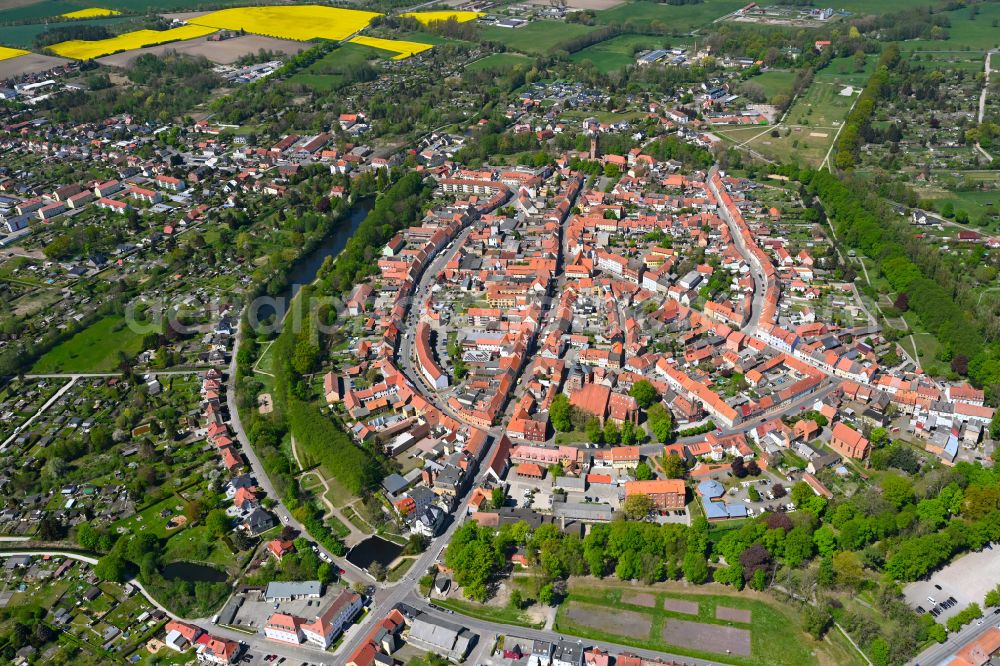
[348,35,432,60]
[0,45,29,60]
[49,24,216,59]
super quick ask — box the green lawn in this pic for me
[749,69,797,104]
[287,42,388,92]
[570,34,672,73]
[813,55,878,88]
[386,557,416,582]
[896,2,1000,52]
[434,596,545,628]
[555,579,866,666]
[479,21,597,55]
[467,52,533,71]
[162,524,236,570]
[110,494,187,539]
[32,315,144,374]
[595,0,745,31]
[925,190,1000,223]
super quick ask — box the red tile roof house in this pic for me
[346,608,406,666]
[830,422,871,460]
[793,419,819,442]
[164,620,203,651]
[266,539,295,560]
[195,634,239,664]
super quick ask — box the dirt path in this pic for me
[975,51,994,162]
[291,436,367,546]
[251,340,275,376]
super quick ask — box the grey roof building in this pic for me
[408,614,476,661]
[263,580,322,601]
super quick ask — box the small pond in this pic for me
[346,536,403,570]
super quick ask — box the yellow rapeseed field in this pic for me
[189,5,382,42]
[49,25,216,60]
[349,35,432,60]
[400,11,482,25]
[0,46,29,61]
[60,7,122,19]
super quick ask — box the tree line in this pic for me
[446,459,1000,665]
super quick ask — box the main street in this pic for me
[706,166,766,337]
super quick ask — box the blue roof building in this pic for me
[697,479,746,520]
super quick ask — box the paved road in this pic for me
[909,612,1000,666]
[396,223,482,424]
[707,166,765,336]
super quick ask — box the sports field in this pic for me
[715,55,876,166]
[189,5,382,42]
[554,579,866,666]
[49,24,216,59]
[0,46,29,61]
[479,21,596,55]
[349,35,431,60]
[401,11,481,25]
[61,7,120,18]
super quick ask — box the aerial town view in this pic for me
[0,0,999,664]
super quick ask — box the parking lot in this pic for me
[506,478,555,511]
[903,546,1000,622]
[505,471,624,513]
[724,477,792,518]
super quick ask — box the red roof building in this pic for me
[830,422,870,460]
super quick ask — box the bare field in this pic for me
[0,52,68,78]
[620,591,657,607]
[663,598,699,615]
[716,606,752,623]
[528,0,624,8]
[160,10,210,21]
[662,618,751,656]
[96,34,307,66]
[565,601,651,639]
